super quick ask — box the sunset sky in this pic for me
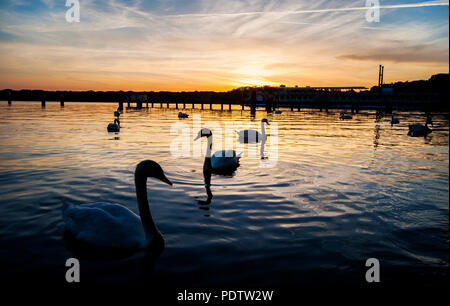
[0,0,448,91]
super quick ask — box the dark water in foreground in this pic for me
[0,102,448,290]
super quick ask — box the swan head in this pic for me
[135,160,172,186]
[261,118,270,125]
[194,128,212,140]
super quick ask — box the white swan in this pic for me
[62,160,172,250]
[236,118,269,143]
[195,128,241,173]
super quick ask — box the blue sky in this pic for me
[0,0,448,90]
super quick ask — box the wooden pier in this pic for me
[1,89,447,113]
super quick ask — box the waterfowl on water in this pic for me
[62,160,172,250]
[275,110,282,114]
[390,115,400,125]
[178,112,189,119]
[408,122,432,137]
[195,128,241,173]
[107,118,120,132]
[340,112,352,120]
[236,118,269,143]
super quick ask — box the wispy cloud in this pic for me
[0,0,448,90]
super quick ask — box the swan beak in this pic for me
[161,174,173,186]
[194,135,201,141]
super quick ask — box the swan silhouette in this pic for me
[408,122,432,137]
[236,118,269,143]
[195,128,240,173]
[426,115,433,127]
[390,115,399,125]
[340,112,352,120]
[107,118,120,133]
[178,112,189,119]
[62,160,172,251]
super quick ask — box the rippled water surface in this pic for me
[0,102,448,288]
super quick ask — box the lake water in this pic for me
[0,102,448,290]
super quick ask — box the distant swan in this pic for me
[178,112,189,119]
[107,118,120,132]
[390,115,399,125]
[340,112,352,120]
[62,160,172,250]
[195,128,241,173]
[236,118,269,143]
[408,122,432,137]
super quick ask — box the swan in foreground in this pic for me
[62,160,172,250]
[195,128,241,173]
[236,118,269,143]
[390,115,399,125]
[107,118,120,132]
[408,122,432,137]
[178,112,189,119]
[340,112,352,120]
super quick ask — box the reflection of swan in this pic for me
[340,112,352,120]
[178,112,189,119]
[107,118,120,132]
[408,122,432,137]
[62,160,172,250]
[195,128,240,173]
[197,156,213,205]
[236,118,269,143]
[390,115,399,125]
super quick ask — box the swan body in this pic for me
[62,160,172,250]
[178,112,189,119]
[107,118,120,132]
[275,110,282,114]
[211,150,241,171]
[107,123,120,132]
[390,116,400,125]
[408,123,431,137]
[195,128,240,173]
[63,202,147,249]
[340,113,352,120]
[236,118,269,143]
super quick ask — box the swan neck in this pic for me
[206,135,212,158]
[135,174,159,245]
[261,122,266,137]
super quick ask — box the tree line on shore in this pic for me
[1,73,447,104]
